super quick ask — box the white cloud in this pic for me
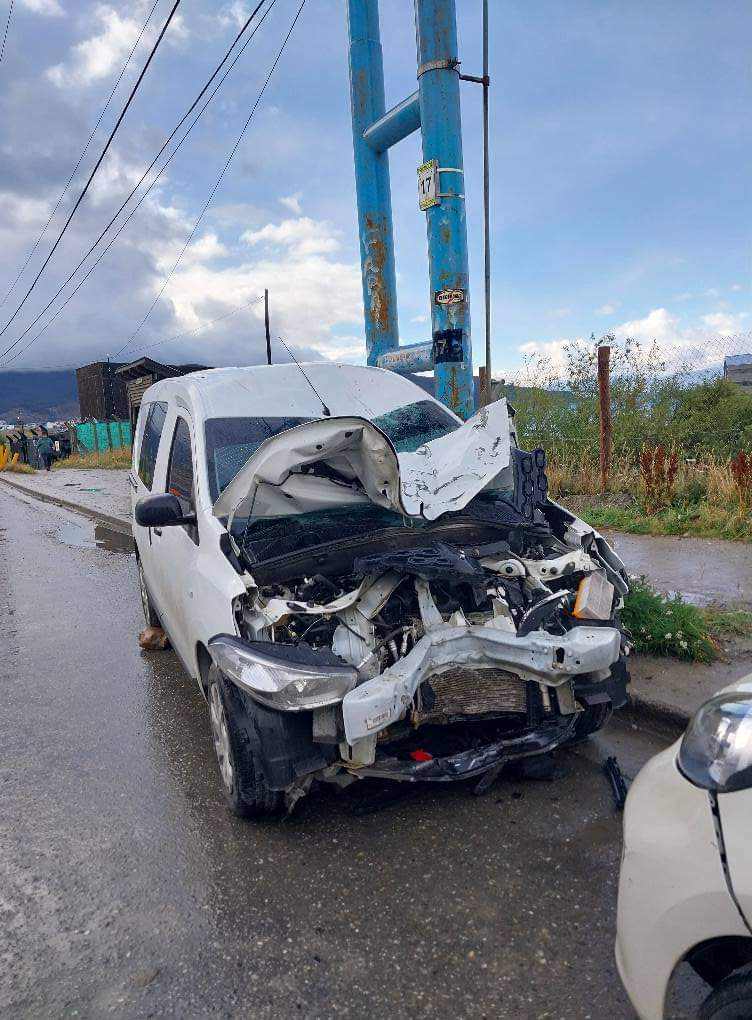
[548,306,571,318]
[510,305,752,384]
[46,3,187,88]
[410,314,428,324]
[217,2,258,30]
[242,216,341,257]
[121,212,364,364]
[596,302,617,316]
[279,192,303,215]
[47,5,143,87]
[516,338,570,375]
[0,191,52,227]
[611,307,748,369]
[701,311,746,335]
[20,0,63,16]
[731,283,744,292]
[613,307,681,345]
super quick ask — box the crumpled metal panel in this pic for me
[342,622,622,744]
[213,398,511,526]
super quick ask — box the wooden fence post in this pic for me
[478,367,488,408]
[598,345,612,493]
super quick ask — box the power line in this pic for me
[0,0,14,65]
[0,0,161,310]
[112,0,307,360]
[0,0,275,366]
[0,295,266,373]
[0,0,183,342]
[123,294,265,355]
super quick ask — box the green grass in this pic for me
[53,447,131,470]
[700,607,752,638]
[622,577,720,663]
[582,502,752,543]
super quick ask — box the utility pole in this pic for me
[415,0,474,419]
[264,288,272,365]
[346,0,475,420]
[346,0,400,366]
[481,0,491,406]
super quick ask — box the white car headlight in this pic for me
[208,635,358,712]
[678,692,752,793]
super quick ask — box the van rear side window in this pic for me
[138,402,168,490]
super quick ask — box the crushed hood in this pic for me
[213,398,512,526]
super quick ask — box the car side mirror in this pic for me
[135,493,196,528]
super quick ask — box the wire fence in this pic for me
[493,331,752,461]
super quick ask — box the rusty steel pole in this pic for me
[345,0,400,365]
[481,0,491,407]
[415,0,475,419]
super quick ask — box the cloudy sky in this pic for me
[0,0,749,378]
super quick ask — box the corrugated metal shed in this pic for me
[116,358,210,430]
[76,361,128,420]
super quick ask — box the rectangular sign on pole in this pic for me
[417,159,439,210]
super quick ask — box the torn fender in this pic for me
[212,399,511,526]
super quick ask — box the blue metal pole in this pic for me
[346,0,399,364]
[414,0,474,418]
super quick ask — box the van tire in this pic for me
[700,969,752,1019]
[207,665,283,818]
[568,702,612,744]
[137,557,160,627]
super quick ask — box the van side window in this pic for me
[137,402,168,490]
[167,417,196,525]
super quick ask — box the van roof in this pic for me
[142,363,451,422]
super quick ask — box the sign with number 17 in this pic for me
[417,159,439,211]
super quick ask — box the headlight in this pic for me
[678,692,752,793]
[208,635,357,712]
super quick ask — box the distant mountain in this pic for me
[0,370,79,424]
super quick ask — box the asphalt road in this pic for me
[0,487,703,1019]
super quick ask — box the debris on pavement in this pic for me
[139,626,170,651]
[603,755,628,811]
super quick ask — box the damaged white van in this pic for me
[131,364,630,816]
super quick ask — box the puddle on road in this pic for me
[58,517,133,553]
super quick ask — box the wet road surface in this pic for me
[603,530,752,608]
[0,488,704,1019]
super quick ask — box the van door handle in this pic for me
[153,528,162,537]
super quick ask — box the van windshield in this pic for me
[205,400,459,502]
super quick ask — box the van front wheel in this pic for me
[207,665,282,818]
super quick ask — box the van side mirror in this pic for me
[135,493,196,529]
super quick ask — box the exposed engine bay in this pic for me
[209,399,630,804]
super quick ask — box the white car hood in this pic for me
[213,398,511,526]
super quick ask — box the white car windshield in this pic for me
[204,399,459,502]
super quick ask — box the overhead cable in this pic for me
[0,0,275,366]
[0,0,183,341]
[0,0,161,310]
[122,294,265,355]
[0,0,14,65]
[112,0,307,360]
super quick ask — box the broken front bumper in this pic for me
[350,715,578,783]
[341,622,622,745]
